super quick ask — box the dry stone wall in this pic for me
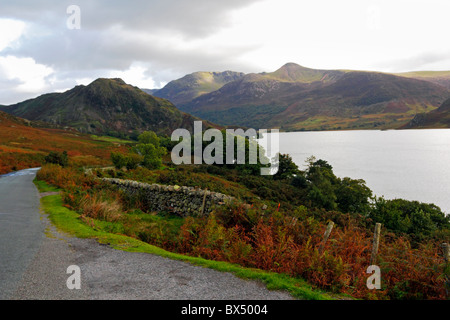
[102,178,236,217]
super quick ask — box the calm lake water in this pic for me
[259,129,450,214]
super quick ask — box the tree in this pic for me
[368,198,449,241]
[132,131,167,170]
[335,177,373,214]
[111,152,127,170]
[305,157,338,210]
[125,153,144,170]
[111,131,167,170]
[44,151,69,167]
[303,156,373,214]
[273,153,301,180]
[197,129,270,176]
[138,131,160,147]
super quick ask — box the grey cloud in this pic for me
[4,23,261,82]
[0,0,265,102]
[0,77,25,105]
[0,0,263,39]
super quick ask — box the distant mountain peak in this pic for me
[88,77,127,87]
[268,62,339,83]
[278,62,309,70]
[152,70,245,106]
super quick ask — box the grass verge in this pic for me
[35,180,337,300]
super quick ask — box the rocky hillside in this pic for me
[151,71,245,106]
[402,97,450,129]
[0,78,219,137]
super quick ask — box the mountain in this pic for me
[0,78,219,137]
[151,71,245,106]
[402,98,450,129]
[176,63,450,130]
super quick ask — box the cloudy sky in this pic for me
[1,0,450,104]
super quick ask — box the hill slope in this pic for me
[0,78,218,137]
[402,98,450,129]
[151,71,245,106]
[395,71,450,90]
[0,111,128,174]
[179,63,449,130]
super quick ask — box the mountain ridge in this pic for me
[0,78,221,138]
[3,63,450,135]
[166,63,450,130]
[151,70,245,106]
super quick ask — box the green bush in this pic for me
[368,197,450,242]
[111,152,127,169]
[111,131,167,170]
[44,151,69,167]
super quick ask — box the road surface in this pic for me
[0,168,43,299]
[0,168,294,300]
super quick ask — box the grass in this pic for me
[90,135,134,144]
[35,179,336,300]
[396,70,450,78]
[34,178,60,193]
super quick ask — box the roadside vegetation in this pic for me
[33,130,450,300]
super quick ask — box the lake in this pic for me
[259,129,450,214]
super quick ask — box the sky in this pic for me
[1,0,450,105]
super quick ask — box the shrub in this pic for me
[44,151,69,167]
[79,193,123,222]
[111,152,128,169]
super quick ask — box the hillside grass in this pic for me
[90,135,135,144]
[0,111,128,174]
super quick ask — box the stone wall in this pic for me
[101,178,236,217]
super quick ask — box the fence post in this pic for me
[370,223,382,266]
[441,243,449,296]
[319,221,334,254]
[442,243,450,262]
[200,188,208,216]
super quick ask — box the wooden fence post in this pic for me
[442,243,450,262]
[370,223,382,266]
[319,221,334,254]
[200,188,208,216]
[441,243,449,295]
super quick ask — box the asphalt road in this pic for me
[0,168,43,299]
[0,168,294,300]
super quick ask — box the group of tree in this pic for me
[274,154,372,214]
[111,131,167,170]
[271,153,450,241]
